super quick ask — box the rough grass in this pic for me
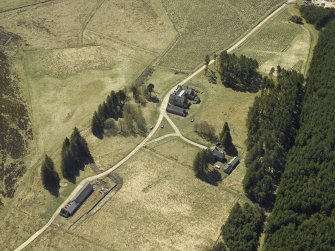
[85,0,177,54]
[159,0,283,70]
[234,5,310,73]
[0,0,176,249]
[29,140,248,251]
[0,0,47,12]
[0,0,103,49]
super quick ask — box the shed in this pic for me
[74,184,93,204]
[224,156,240,174]
[59,184,93,218]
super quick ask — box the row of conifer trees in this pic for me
[41,128,92,195]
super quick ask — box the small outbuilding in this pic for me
[224,156,240,174]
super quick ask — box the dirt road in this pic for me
[14,3,287,250]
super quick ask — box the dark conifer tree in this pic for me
[70,127,91,162]
[41,155,60,195]
[61,137,77,181]
[92,111,104,139]
[220,122,232,147]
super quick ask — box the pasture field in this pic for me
[85,0,177,54]
[234,5,310,74]
[168,69,256,192]
[0,0,175,249]
[0,0,303,249]
[170,71,255,151]
[0,0,103,49]
[147,68,188,100]
[159,0,283,70]
[29,138,248,251]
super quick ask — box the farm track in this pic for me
[84,29,159,55]
[0,0,54,14]
[145,133,179,145]
[14,3,288,250]
[79,0,107,47]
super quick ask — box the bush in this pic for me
[194,121,216,142]
[290,15,303,25]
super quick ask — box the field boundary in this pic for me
[79,0,107,46]
[190,0,288,72]
[0,0,54,14]
[84,29,158,55]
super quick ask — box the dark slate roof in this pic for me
[166,104,187,116]
[74,184,93,204]
[66,201,79,215]
[210,146,225,161]
[224,156,240,174]
[213,149,225,160]
[169,94,189,108]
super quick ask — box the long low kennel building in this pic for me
[60,183,93,218]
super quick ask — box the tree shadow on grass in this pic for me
[46,185,60,197]
[196,170,222,186]
[224,82,261,93]
[225,143,239,157]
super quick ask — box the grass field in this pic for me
[85,0,176,54]
[234,5,310,74]
[159,0,283,70]
[29,138,249,251]
[0,0,308,250]
[0,1,176,249]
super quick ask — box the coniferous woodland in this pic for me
[243,69,304,207]
[300,5,335,29]
[218,203,265,251]
[264,19,335,251]
[91,90,126,138]
[91,89,147,139]
[218,51,261,92]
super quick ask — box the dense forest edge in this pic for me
[264,17,335,251]
[212,5,335,251]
